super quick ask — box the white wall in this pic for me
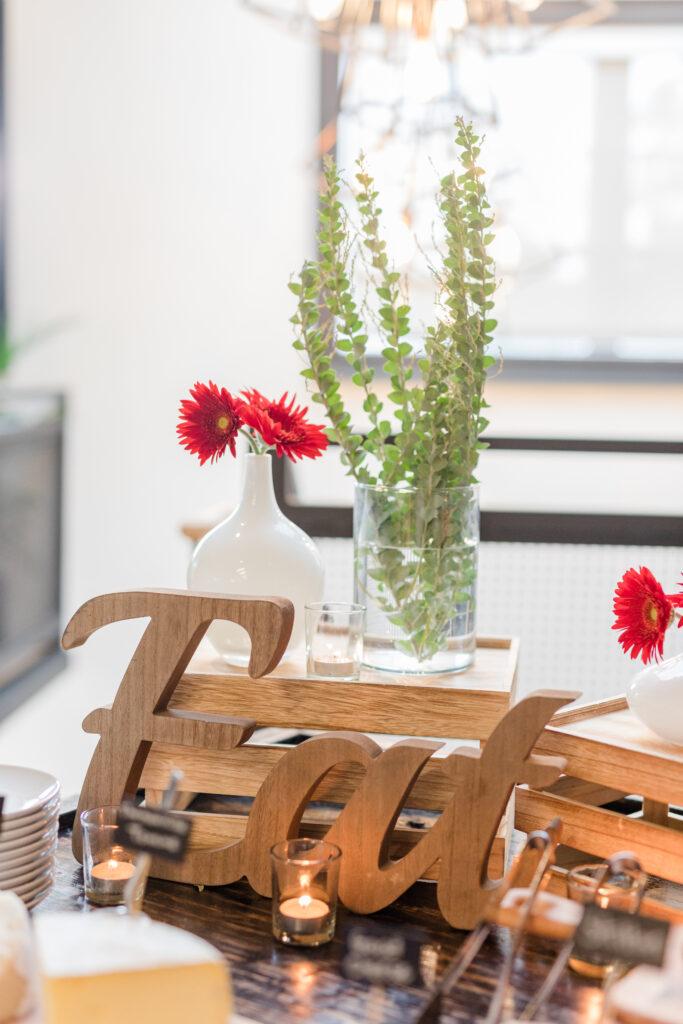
[0,0,317,787]
[6,0,316,612]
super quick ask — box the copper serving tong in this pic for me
[416,818,562,1024]
[518,851,646,1022]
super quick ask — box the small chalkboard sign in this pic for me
[341,923,426,988]
[573,905,670,968]
[117,802,192,862]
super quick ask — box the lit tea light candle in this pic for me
[278,892,332,938]
[280,892,329,921]
[91,859,136,883]
[87,857,136,905]
[312,655,356,678]
[271,838,340,946]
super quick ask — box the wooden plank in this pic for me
[535,720,683,806]
[141,742,457,812]
[169,637,518,740]
[515,787,683,885]
[548,695,628,726]
[642,798,670,826]
[170,667,514,739]
[189,634,518,676]
[176,807,506,883]
[545,776,625,806]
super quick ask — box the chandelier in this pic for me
[240,0,616,50]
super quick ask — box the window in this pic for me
[330,4,683,369]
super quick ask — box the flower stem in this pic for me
[240,428,266,455]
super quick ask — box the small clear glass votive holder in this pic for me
[81,806,136,906]
[305,602,365,680]
[271,837,341,947]
[567,859,647,979]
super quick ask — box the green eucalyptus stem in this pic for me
[290,117,496,664]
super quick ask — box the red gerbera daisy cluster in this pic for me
[612,566,683,664]
[177,381,242,466]
[240,390,328,462]
[177,381,328,465]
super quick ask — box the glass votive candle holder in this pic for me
[271,837,341,946]
[305,602,365,680]
[81,806,136,906]
[567,859,647,979]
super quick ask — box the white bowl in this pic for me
[0,828,58,860]
[0,836,57,876]
[25,881,52,910]
[0,855,55,888]
[0,810,58,844]
[0,796,60,834]
[2,866,53,897]
[0,818,58,854]
[0,766,59,818]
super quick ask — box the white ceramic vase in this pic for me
[626,652,683,746]
[188,453,324,666]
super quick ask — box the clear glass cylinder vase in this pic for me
[353,483,478,674]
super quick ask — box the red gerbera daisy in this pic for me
[612,566,674,664]
[239,390,329,462]
[177,381,242,465]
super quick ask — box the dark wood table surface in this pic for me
[37,826,608,1024]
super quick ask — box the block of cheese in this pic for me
[34,911,231,1024]
[607,966,683,1024]
[0,891,35,1023]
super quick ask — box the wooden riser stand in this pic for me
[64,589,578,929]
[515,696,683,886]
[142,636,521,882]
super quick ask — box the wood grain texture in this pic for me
[63,589,293,859]
[67,589,557,929]
[141,742,459,812]
[142,690,569,930]
[170,637,519,740]
[519,696,683,886]
[175,804,506,882]
[144,692,570,930]
[545,777,626,806]
[515,787,683,885]
[536,699,683,806]
[41,827,617,1024]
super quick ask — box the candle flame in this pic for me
[298,893,313,908]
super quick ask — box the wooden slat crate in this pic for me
[142,635,519,880]
[515,696,683,885]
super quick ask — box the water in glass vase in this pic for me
[354,485,479,675]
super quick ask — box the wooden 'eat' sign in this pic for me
[65,589,576,929]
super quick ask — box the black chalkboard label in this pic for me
[0,795,4,836]
[117,802,192,862]
[341,923,425,988]
[573,904,670,968]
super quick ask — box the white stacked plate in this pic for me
[0,766,60,909]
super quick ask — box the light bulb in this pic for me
[432,0,469,33]
[307,0,344,21]
[395,0,414,30]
